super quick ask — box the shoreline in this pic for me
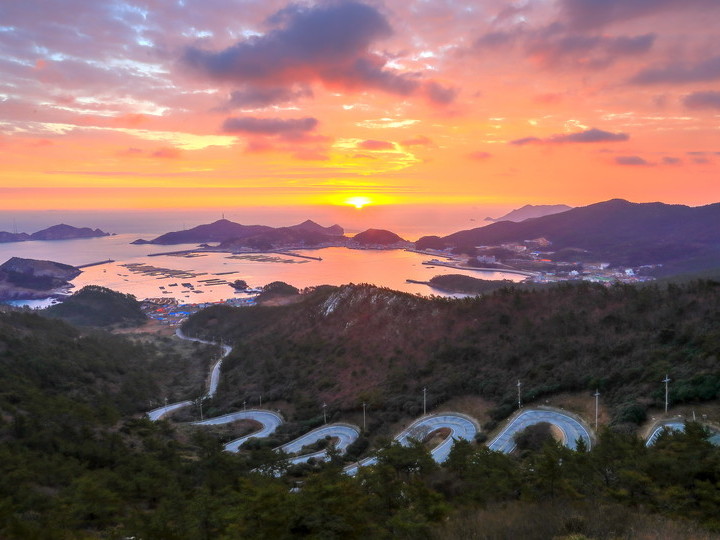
[421,260,536,277]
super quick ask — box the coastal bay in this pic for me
[0,235,525,303]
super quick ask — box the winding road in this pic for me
[193,409,284,452]
[488,409,592,453]
[344,413,479,476]
[147,331,715,473]
[146,330,229,420]
[279,424,361,465]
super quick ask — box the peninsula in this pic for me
[0,257,80,301]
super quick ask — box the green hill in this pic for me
[45,285,147,327]
[1,290,719,538]
[182,280,720,427]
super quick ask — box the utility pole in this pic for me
[362,402,366,432]
[423,387,427,416]
[663,374,671,414]
[517,380,522,409]
[594,389,600,430]
[322,403,327,424]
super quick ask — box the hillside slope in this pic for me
[427,199,720,273]
[183,280,720,426]
[45,285,147,327]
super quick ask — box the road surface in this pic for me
[193,409,285,452]
[345,413,478,476]
[147,400,193,421]
[278,424,361,465]
[147,330,230,421]
[487,409,592,453]
[175,328,230,398]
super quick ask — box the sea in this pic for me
[0,205,525,306]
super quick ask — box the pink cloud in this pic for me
[358,139,395,150]
[151,147,182,159]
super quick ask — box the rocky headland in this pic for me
[0,257,80,301]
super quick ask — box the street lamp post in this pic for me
[243,400,246,411]
[517,380,522,409]
[259,395,262,408]
[322,402,327,424]
[362,402,366,432]
[594,389,600,430]
[423,387,427,416]
[663,374,671,414]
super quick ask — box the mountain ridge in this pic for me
[425,199,720,274]
[485,204,573,222]
[133,218,345,245]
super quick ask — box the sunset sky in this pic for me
[1,0,719,213]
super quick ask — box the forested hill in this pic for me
[2,294,720,537]
[183,280,720,427]
[424,199,720,273]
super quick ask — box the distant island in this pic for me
[485,204,572,223]
[132,219,411,250]
[350,228,409,248]
[132,219,345,247]
[427,274,515,294]
[0,224,111,243]
[0,257,80,301]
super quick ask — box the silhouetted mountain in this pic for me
[219,226,344,250]
[133,219,273,245]
[485,204,572,222]
[0,231,30,243]
[30,224,110,241]
[288,219,344,236]
[351,228,408,246]
[133,219,344,245]
[0,224,109,243]
[423,199,720,274]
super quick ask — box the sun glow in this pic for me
[345,196,372,209]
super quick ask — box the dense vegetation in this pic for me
[2,279,720,538]
[2,320,719,540]
[45,285,147,327]
[183,280,720,430]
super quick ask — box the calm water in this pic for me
[0,204,511,241]
[0,235,524,302]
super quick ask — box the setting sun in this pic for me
[345,196,372,209]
